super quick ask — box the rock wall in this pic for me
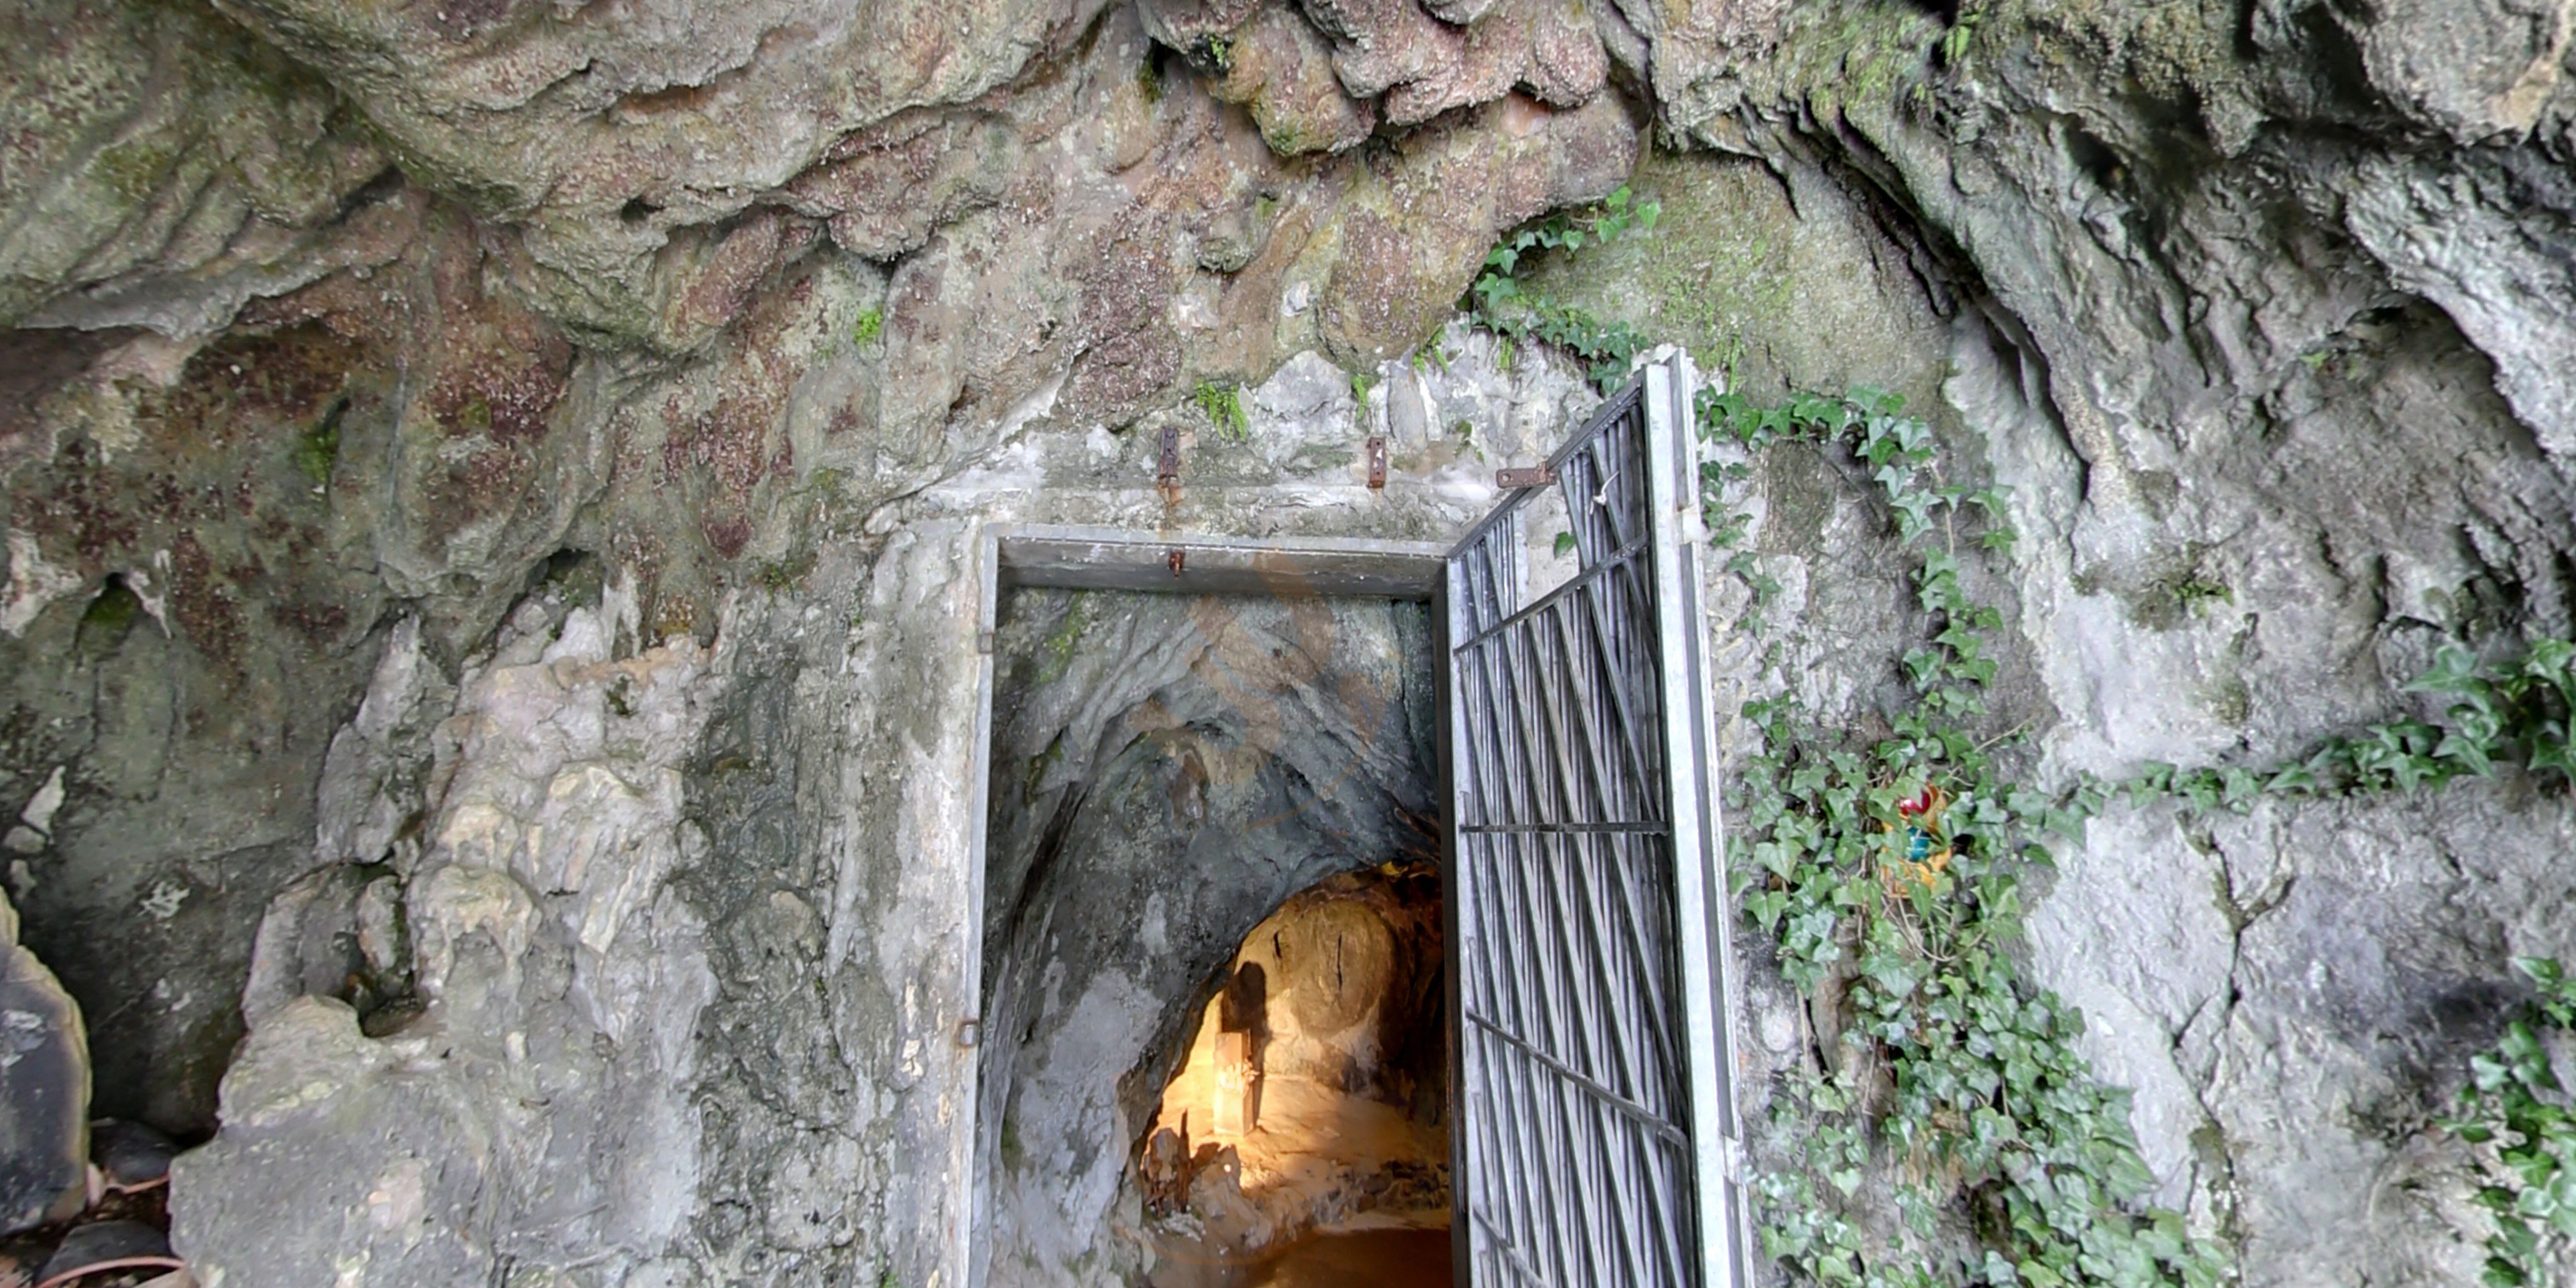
[1,0,1619,1142]
[3,0,2574,1283]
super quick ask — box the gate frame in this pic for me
[1437,351,1752,1288]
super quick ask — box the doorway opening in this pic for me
[967,530,1452,1288]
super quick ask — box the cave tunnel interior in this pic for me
[973,583,1456,1287]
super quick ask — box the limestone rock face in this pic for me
[161,322,1591,1286]
[0,0,1625,1149]
[1517,2,2576,1272]
[174,593,725,1286]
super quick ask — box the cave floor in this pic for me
[1152,1068,1446,1202]
[1148,1228,1452,1288]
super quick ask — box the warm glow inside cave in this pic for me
[1137,863,1452,1286]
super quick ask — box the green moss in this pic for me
[87,136,180,206]
[2203,673,2251,726]
[76,577,142,658]
[1033,595,1091,687]
[294,402,343,486]
[999,1113,1025,1170]
[2122,555,2233,631]
[850,308,885,348]
[1024,733,1065,799]
[1135,53,1164,104]
[1194,380,1248,440]
[755,550,817,596]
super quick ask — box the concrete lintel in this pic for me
[993,524,1448,600]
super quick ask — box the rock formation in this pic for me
[1,0,2572,1283]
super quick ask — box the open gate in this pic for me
[1441,354,1749,1288]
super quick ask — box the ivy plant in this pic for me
[1469,203,2220,1286]
[2115,641,2576,810]
[2449,956,2576,1286]
[1465,185,1661,392]
[1707,390,2225,1288]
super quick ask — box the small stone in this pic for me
[90,1119,175,1193]
[14,771,62,837]
[0,831,39,857]
[37,1220,181,1284]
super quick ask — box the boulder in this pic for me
[0,888,87,1237]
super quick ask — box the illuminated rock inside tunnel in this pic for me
[1137,864,1451,1272]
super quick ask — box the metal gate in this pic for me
[1442,355,1748,1288]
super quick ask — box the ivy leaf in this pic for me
[1894,492,1941,540]
[2266,762,2318,795]
[2437,726,2498,778]
[2221,767,2261,813]
[2406,644,2484,697]
[2527,730,2576,782]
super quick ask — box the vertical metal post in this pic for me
[1437,570,1474,1287]
[1641,356,1748,1288]
[963,523,1001,1288]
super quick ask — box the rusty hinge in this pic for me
[1167,548,1187,577]
[1366,436,1387,490]
[976,629,995,654]
[1158,425,1181,484]
[1495,465,1555,489]
[957,1017,982,1048]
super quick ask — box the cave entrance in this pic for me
[965,354,1750,1288]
